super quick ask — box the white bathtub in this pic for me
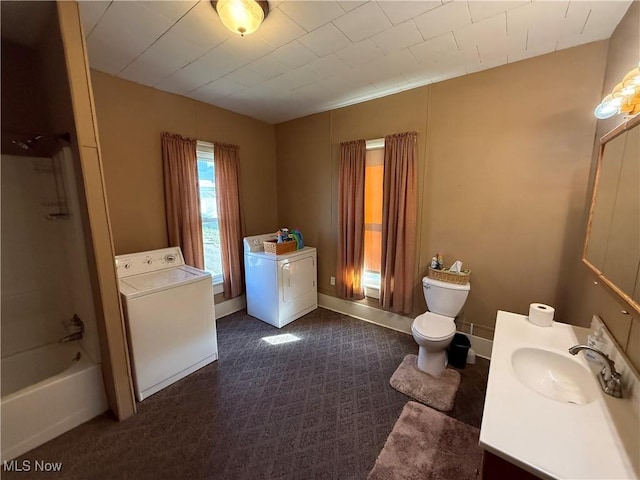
[1,342,108,461]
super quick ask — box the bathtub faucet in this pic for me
[60,314,84,343]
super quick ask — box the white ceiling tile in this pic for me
[168,1,231,49]
[332,2,393,42]
[402,62,439,85]
[376,1,442,26]
[271,41,318,68]
[507,1,567,53]
[467,1,529,24]
[557,0,632,49]
[154,69,201,95]
[255,7,306,48]
[80,0,628,123]
[307,54,350,79]
[409,32,458,63]
[190,77,246,102]
[560,1,592,37]
[247,55,290,79]
[85,34,134,74]
[78,1,111,36]
[223,34,274,63]
[86,1,174,72]
[226,66,269,87]
[277,1,345,32]
[430,67,467,83]
[370,20,423,54]
[468,51,508,73]
[505,21,527,63]
[298,23,352,57]
[357,49,417,84]
[581,1,632,38]
[454,13,507,59]
[119,58,180,87]
[507,43,549,64]
[138,1,198,22]
[144,30,209,65]
[334,39,384,66]
[337,1,367,13]
[434,49,475,73]
[271,64,319,91]
[414,1,472,41]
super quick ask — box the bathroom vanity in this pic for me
[480,311,639,480]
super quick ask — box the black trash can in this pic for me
[448,333,471,369]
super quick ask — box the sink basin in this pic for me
[511,348,599,404]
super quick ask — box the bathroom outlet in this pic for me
[330,276,335,286]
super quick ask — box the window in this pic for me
[196,141,223,290]
[363,139,384,299]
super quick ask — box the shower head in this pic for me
[8,133,68,152]
[11,135,44,151]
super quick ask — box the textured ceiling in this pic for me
[79,1,632,124]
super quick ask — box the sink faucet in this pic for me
[568,345,622,398]
[60,314,85,344]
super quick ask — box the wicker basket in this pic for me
[263,240,297,255]
[427,267,471,285]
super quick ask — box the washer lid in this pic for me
[413,312,456,340]
[119,266,210,298]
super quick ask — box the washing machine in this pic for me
[244,234,317,328]
[115,247,218,401]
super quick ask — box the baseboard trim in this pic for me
[318,293,492,360]
[215,295,246,318]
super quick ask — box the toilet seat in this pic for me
[412,312,456,341]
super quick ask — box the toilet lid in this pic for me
[413,312,456,340]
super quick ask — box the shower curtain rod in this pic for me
[2,129,71,141]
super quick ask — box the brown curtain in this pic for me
[337,139,366,300]
[215,142,245,299]
[162,132,204,269]
[380,132,418,313]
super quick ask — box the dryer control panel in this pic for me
[115,247,185,278]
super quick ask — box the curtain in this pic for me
[161,132,204,269]
[337,139,366,300]
[380,132,418,313]
[215,142,245,299]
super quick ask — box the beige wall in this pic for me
[276,41,608,341]
[90,71,278,255]
[563,1,640,372]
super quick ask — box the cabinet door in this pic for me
[281,256,316,303]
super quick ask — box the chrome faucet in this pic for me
[60,314,84,344]
[568,345,622,398]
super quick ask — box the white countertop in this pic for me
[479,311,640,480]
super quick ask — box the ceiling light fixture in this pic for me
[211,0,269,37]
[594,64,640,119]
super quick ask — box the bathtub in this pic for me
[1,342,108,461]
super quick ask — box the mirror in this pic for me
[584,114,640,314]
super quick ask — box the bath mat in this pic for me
[389,354,461,412]
[368,401,482,480]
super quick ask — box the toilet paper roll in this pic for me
[528,303,555,327]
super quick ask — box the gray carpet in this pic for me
[3,308,489,479]
[367,401,482,480]
[389,354,461,411]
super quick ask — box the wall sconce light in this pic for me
[594,64,640,119]
[211,0,269,37]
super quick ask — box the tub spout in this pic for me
[60,331,83,343]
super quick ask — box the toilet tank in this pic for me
[422,277,470,317]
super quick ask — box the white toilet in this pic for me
[411,277,471,376]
